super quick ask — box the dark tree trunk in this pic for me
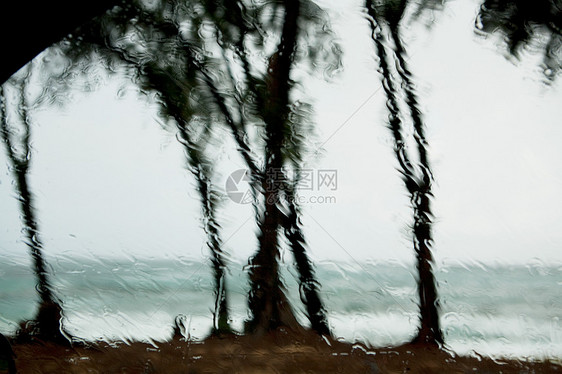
[130,23,234,335]
[143,68,233,336]
[209,59,330,334]
[390,26,443,346]
[245,0,304,335]
[365,5,443,346]
[15,171,69,344]
[75,0,328,336]
[180,129,231,336]
[246,99,301,334]
[218,2,330,336]
[0,85,68,345]
[15,167,54,304]
[410,190,442,345]
[282,189,330,336]
[209,63,331,334]
[205,203,230,335]
[246,187,301,334]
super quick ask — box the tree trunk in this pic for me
[216,2,330,336]
[282,189,330,336]
[411,190,442,345]
[389,26,443,346]
[365,7,442,346]
[17,166,67,344]
[192,162,231,335]
[245,0,304,335]
[158,90,232,336]
[0,86,68,345]
[246,187,301,334]
[80,0,326,337]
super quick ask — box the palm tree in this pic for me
[365,0,443,346]
[187,0,313,335]
[146,66,233,335]
[64,0,333,336]
[209,0,332,336]
[281,185,330,335]
[169,104,232,336]
[148,69,233,335]
[0,72,69,345]
[361,0,562,346]
[50,0,240,336]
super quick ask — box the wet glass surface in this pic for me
[1,0,562,372]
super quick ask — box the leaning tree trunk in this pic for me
[365,7,442,346]
[81,0,327,336]
[137,45,234,335]
[282,187,330,336]
[0,84,68,345]
[126,3,327,335]
[139,63,233,335]
[199,176,231,335]
[389,26,443,346]
[177,126,231,336]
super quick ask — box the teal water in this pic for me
[0,257,560,359]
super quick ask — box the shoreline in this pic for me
[9,331,562,373]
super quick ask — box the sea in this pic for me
[1,256,561,360]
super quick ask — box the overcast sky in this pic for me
[1,0,562,267]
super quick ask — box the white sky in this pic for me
[1,0,562,266]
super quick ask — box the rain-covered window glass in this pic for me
[1,0,561,372]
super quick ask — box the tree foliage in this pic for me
[476,0,562,80]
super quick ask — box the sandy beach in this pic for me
[10,330,562,373]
